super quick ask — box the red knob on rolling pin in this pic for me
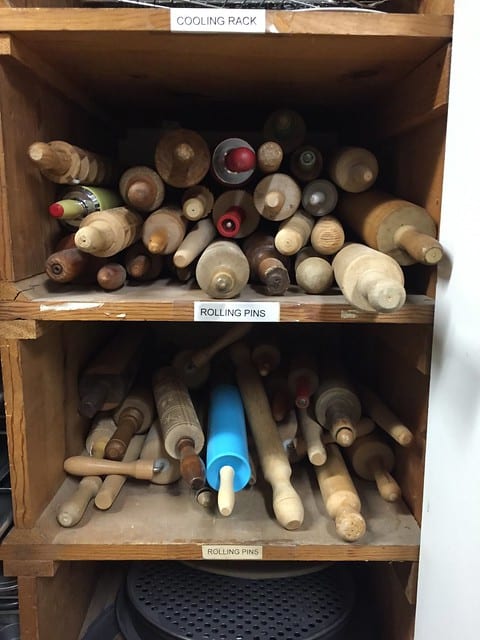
[216,207,245,238]
[225,147,256,173]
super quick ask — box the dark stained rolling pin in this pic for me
[295,247,333,294]
[336,190,443,266]
[257,141,283,174]
[212,190,259,238]
[230,342,304,530]
[96,263,126,291]
[310,215,345,255]
[64,455,166,480]
[154,128,210,188]
[290,145,323,183]
[263,109,306,153]
[119,166,165,213]
[332,243,406,313]
[181,185,214,221]
[243,232,290,296]
[297,408,327,466]
[45,248,107,284]
[74,207,143,257]
[124,242,163,281]
[196,240,250,299]
[302,179,338,217]
[345,433,402,502]
[142,206,187,255]
[315,443,366,542]
[173,218,216,268]
[274,209,314,256]
[211,138,256,187]
[288,354,319,409]
[328,146,378,193]
[253,173,302,221]
[139,421,181,484]
[359,386,414,446]
[85,414,117,458]
[251,343,281,377]
[314,373,361,447]
[57,474,103,527]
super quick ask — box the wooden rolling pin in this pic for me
[295,247,333,294]
[328,146,378,193]
[181,185,214,221]
[290,146,323,183]
[315,443,366,542]
[314,374,361,447]
[85,414,117,458]
[96,263,126,291]
[336,190,443,266]
[139,422,181,484]
[243,232,290,296]
[257,141,283,174]
[345,433,401,502]
[251,343,281,377]
[45,248,106,284]
[274,210,314,256]
[265,370,293,422]
[64,455,166,480]
[310,215,345,256]
[230,342,304,530]
[332,243,406,313]
[142,206,187,255]
[154,128,210,188]
[74,207,143,257]
[359,386,414,446]
[119,166,165,213]
[297,408,327,466]
[263,109,306,153]
[212,190,259,238]
[211,138,256,187]
[152,366,205,489]
[322,416,375,444]
[189,323,252,370]
[124,242,163,281]
[173,218,216,268]
[288,354,319,409]
[196,240,250,299]
[253,173,302,221]
[57,475,103,528]
[302,179,338,217]
[172,350,210,389]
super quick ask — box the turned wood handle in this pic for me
[370,457,402,502]
[218,465,235,516]
[57,476,103,528]
[394,225,443,265]
[64,456,156,480]
[325,404,357,447]
[177,438,206,490]
[360,386,414,446]
[297,409,326,466]
[29,142,71,173]
[191,323,253,369]
[105,407,144,461]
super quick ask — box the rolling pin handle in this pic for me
[294,375,312,409]
[371,457,402,502]
[177,437,206,490]
[217,465,236,516]
[335,502,367,542]
[393,225,443,265]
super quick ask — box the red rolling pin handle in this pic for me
[216,207,245,238]
[225,147,256,173]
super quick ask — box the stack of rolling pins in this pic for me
[32,108,443,313]
[61,324,413,542]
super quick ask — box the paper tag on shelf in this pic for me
[202,545,263,560]
[170,9,266,34]
[194,301,280,322]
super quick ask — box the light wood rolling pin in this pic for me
[359,386,414,446]
[263,109,306,153]
[310,215,345,256]
[119,166,165,213]
[314,374,361,447]
[212,190,259,238]
[315,443,366,542]
[57,474,103,527]
[274,210,315,256]
[124,242,163,281]
[139,421,181,484]
[290,146,323,183]
[257,141,283,174]
[64,455,167,480]
[155,128,210,188]
[333,243,406,313]
[251,343,281,377]
[253,173,302,221]
[243,232,291,296]
[345,433,402,502]
[302,179,338,217]
[336,190,443,266]
[181,185,214,221]
[152,366,206,490]
[328,146,378,193]
[195,240,250,299]
[288,354,319,409]
[74,207,143,257]
[85,414,117,458]
[173,218,216,268]
[230,342,304,530]
[297,408,327,466]
[142,206,187,255]
[295,247,333,294]
[45,248,107,284]
[96,263,126,291]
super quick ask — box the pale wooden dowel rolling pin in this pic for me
[253,173,302,222]
[142,206,187,255]
[257,141,283,174]
[314,373,361,447]
[230,342,304,530]
[119,166,165,213]
[173,218,216,269]
[297,408,327,466]
[274,209,314,256]
[74,207,143,257]
[315,443,366,542]
[64,455,167,480]
[196,240,250,299]
[181,185,214,221]
[57,469,103,528]
[359,385,414,446]
[328,146,378,193]
[155,128,210,188]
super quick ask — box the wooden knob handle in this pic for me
[28,142,71,174]
[251,343,281,377]
[357,270,407,313]
[394,225,443,265]
[105,407,144,461]
[218,465,235,516]
[57,476,102,527]
[334,503,367,542]
[96,263,126,291]
[371,458,402,502]
[257,142,283,174]
[360,386,414,446]
[177,438,206,490]
[64,455,156,480]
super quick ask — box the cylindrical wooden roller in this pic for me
[302,179,338,217]
[142,206,187,255]
[345,433,401,502]
[290,146,323,183]
[257,141,283,174]
[45,248,107,284]
[96,263,126,291]
[295,247,333,294]
[181,185,214,221]
[212,190,259,238]
[189,323,252,370]
[74,207,143,257]
[336,190,443,266]
[196,240,250,299]
[288,354,319,409]
[119,166,165,213]
[263,109,306,153]
[154,128,210,188]
[139,421,181,485]
[124,242,163,281]
[230,343,304,530]
[253,173,302,221]
[333,243,406,313]
[315,443,366,541]
[251,343,281,377]
[85,414,117,458]
[359,385,414,446]
[243,232,290,296]
[328,146,378,193]
[211,138,256,187]
[57,475,103,528]
[314,376,361,447]
[64,455,163,480]
[173,218,216,268]
[311,215,345,256]
[297,408,327,466]
[274,209,314,256]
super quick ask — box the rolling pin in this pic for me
[78,326,144,418]
[345,433,402,502]
[251,343,281,377]
[230,342,304,530]
[124,242,163,281]
[265,370,293,422]
[212,190,259,238]
[74,207,143,257]
[315,443,367,542]
[359,385,414,446]
[263,109,306,153]
[297,408,327,466]
[152,366,205,489]
[49,186,122,228]
[154,128,210,188]
[314,374,361,447]
[85,414,117,458]
[173,218,216,268]
[288,354,319,409]
[336,190,443,266]
[57,475,103,527]
[172,350,210,389]
[323,416,375,444]
[211,138,256,187]
[295,247,333,294]
[243,232,290,296]
[139,421,181,484]
[253,173,302,222]
[96,263,126,291]
[142,206,187,255]
[332,243,407,313]
[119,166,165,213]
[290,146,323,183]
[95,434,147,510]
[310,215,345,256]
[328,146,378,193]
[181,185,214,221]
[196,240,250,299]
[104,382,155,460]
[207,384,251,516]
[302,179,338,217]
[274,209,314,256]
[257,141,283,174]
[64,455,166,480]
[45,248,107,284]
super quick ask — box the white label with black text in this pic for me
[202,545,263,559]
[170,9,266,33]
[194,301,280,322]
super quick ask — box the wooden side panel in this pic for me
[418,0,454,14]
[369,563,416,640]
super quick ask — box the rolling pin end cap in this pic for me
[75,227,103,253]
[423,246,443,265]
[57,512,75,528]
[195,486,216,509]
[335,511,366,542]
[336,428,355,448]
[274,496,304,531]
[212,272,235,296]
[104,440,126,461]
[264,266,290,296]
[367,280,406,313]
[225,147,256,173]
[153,458,170,474]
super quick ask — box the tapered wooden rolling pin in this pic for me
[315,443,366,542]
[251,343,281,377]
[254,173,302,222]
[152,366,205,489]
[155,128,210,188]
[57,475,103,527]
[124,242,163,281]
[142,206,187,255]
[328,146,378,193]
[74,207,143,257]
[212,190,259,238]
[288,354,319,409]
[96,263,126,291]
[196,240,250,299]
[139,421,181,484]
[311,215,345,256]
[64,455,166,480]
[243,232,290,296]
[257,141,283,174]
[173,218,216,268]
[181,185,214,221]
[263,109,306,153]
[119,166,165,213]
[314,374,361,447]
[302,179,338,217]
[290,146,323,183]
[332,243,406,313]
[336,190,443,266]
[295,247,333,294]
[85,414,117,458]
[45,248,107,284]
[297,408,327,466]
[230,342,304,530]
[212,138,256,187]
[359,386,414,446]
[345,433,401,502]
[274,209,314,256]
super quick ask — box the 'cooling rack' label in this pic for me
[202,545,263,559]
[170,9,266,33]
[194,301,280,322]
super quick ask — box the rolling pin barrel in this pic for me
[274,209,314,256]
[74,207,143,257]
[173,218,216,268]
[142,206,186,255]
[329,147,378,193]
[254,173,302,221]
[360,386,414,446]
[196,240,250,299]
[310,215,345,256]
[314,380,361,448]
[119,166,165,213]
[155,128,210,188]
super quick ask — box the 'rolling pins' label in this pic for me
[194,301,280,322]
[171,9,266,33]
[202,545,263,559]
